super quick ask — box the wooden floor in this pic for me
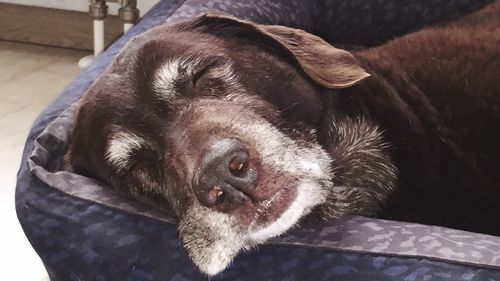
[0,40,89,281]
[0,3,123,50]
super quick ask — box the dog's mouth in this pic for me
[228,170,299,232]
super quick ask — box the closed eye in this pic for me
[191,56,227,88]
[192,62,214,87]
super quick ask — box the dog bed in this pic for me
[16,0,500,280]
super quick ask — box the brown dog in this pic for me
[67,1,500,275]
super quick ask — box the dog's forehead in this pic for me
[117,24,324,126]
[89,20,322,155]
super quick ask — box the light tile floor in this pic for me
[0,40,89,281]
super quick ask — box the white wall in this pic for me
[0,0,160,16]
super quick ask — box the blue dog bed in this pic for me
[16,0,500,280]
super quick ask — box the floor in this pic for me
[0,40,89,281]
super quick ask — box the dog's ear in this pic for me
[189,13,370,89]
[258,25,370,88]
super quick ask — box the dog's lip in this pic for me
[223,183,296,231]
[251,185,297,226]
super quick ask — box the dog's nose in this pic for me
[194,138,257,210]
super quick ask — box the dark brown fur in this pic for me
[338,2,500,233]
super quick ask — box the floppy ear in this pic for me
[193,13,370,89]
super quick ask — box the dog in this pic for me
[66,1,500,275]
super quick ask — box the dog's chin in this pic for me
[179,178,329,276]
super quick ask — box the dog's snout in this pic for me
[194,138,257,210]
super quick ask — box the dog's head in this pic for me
[67,14,372,275]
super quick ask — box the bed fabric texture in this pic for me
[16,0,500,280]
